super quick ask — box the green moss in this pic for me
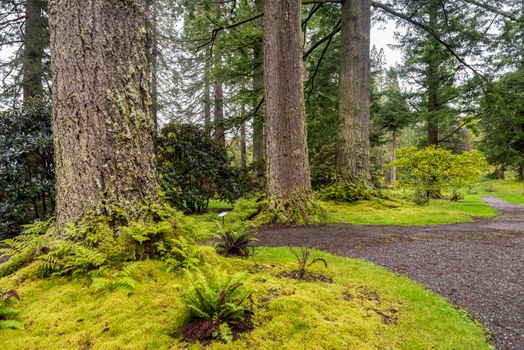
[0,247,491,349]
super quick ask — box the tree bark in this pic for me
[252,0,265,164]
[264,0,312,219]
[387,129,397,185]
[203,56,211,128]
[336,0,371,183]
[23,0,46,101]
[49,0,159,226]
[213,74,226,146]
[240,120,247,170]
[426,3,440,146]
[145,0,159,132]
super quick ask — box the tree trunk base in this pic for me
[264,191,324,226]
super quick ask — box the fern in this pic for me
[0,289,23,330]
[158,236,201,272]
[184,267,252,323]
[289,246,328,279]
[91,264,138,294]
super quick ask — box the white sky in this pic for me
[371,20,403,68]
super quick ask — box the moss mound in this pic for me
[0,247,490,349]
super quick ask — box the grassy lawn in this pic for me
[0,247,491,349]
[323,193,498,225]
[475,179,524,205]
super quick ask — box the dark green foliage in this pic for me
[0,100,54,238]
[289,247,328,280]
[480,68,524,179]
[182,267,253,343]
[157,122,243,213]
[317,179,372,203]
[215,223,257,257]
[0,289,23,330]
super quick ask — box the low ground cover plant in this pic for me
[0,289,23,330]
[215,223,257,257]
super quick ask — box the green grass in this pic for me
[207,199,234,210]
[0,247,491,349]
[323,193,498,225]
[476,179,524,205]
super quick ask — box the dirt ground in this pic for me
[255,197,524,350]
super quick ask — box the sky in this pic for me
[370,20,403,68]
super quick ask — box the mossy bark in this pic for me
[336,0,371,183]
[49,0,159,226]
[263,0,314,224]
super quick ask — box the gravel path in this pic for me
[255,197,524,350]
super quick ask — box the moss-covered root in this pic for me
[264,191,325,225]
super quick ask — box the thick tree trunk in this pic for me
[213,75,226,146]
[145,0,159,132]
[336,0,371,183]
[23,0,45,101]
[252,0,265,164]
[49,0,159,226]
[264,0,312,220]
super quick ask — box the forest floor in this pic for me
[255,197,524,350]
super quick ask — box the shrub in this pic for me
[157,122,243,213]
[182,267,254,343]
[0,99,54,238]
[215,223,257,257]
[0,289,23,330]
[391,146,487,200]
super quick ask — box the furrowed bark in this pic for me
[336,0,371,182]
[49,0,159,226]
[264,0,313,222]
[22,0,45,101]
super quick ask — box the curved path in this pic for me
[255,197,524,350]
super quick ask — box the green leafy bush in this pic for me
[181,267,253,342]
[0,99,54,238]
[391,146,487,200]
[215,223,257,257]
[0,289,23,330]
[157,122,243,213]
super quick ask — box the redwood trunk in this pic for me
[336,0,371,183]
[264,0,312,210]
[23,0,45,101]
[50,0,159,226]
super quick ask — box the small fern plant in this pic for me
[289,246,328,279]
[215,223,257,257]
[157,236,201,272]
[0,289,23,330]
[90,264,138,295]
[183,267,253,342]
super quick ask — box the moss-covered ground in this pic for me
[0,247,491,350]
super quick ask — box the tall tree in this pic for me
[336,0,371,182]
[22,0,46,101]
[252,0,265,166]
[49,0,158,225]
[264,0,313,222]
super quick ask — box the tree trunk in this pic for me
[203,56,211,128]
[264,0,312,221]
[213,74,226,146]
[49,0,159,226]
[252,0,265,164]
[336,0,371,183]
[240,123,247,170]
[146,0,159,132]
[387,129,397,185]
[426,3,440,146]
[23,0,45,101]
